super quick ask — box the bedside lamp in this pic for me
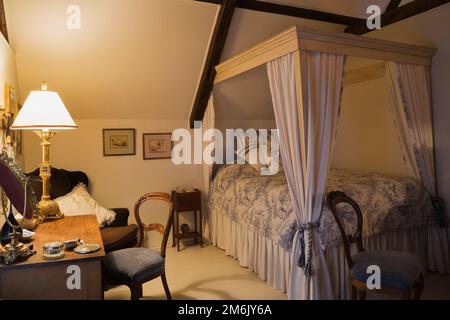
[11,82,78,222]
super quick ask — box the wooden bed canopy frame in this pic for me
[213,25,436,85]
[211,26,436,185]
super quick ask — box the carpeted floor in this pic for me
[105,244,450,300]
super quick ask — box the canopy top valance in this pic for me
[214,26,436,84]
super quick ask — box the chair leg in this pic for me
[351,285,357,300]
[130,284,143,300]
[413,274,425,300]
[161,273,172,300]
[359,290,367,300]
[401,291,411,300]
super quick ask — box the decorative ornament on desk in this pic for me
[42,241,65,260]
[0,203,36,265]
[63,238,82,250]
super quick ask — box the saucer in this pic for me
[74,244,101,254]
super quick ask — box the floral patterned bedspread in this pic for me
[209,165,435,251]
[321,169,434,248]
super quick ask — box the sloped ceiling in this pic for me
[5,0,217,120]
[4,0,408,121]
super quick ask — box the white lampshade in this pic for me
[11,88,77,131]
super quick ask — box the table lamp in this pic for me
[11,82,78,222]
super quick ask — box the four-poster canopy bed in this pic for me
[206,26,450,300]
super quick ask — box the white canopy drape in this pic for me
[267,51,345,299]
[385,62,436,194]
[202,95,215,243]
[385,62,450,272]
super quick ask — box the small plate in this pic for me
[74,244,101,254]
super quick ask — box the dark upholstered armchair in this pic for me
[26,168,138,252]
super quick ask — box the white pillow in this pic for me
[235,133,283,175]
[54,183,116,227]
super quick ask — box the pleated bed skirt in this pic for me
[210,209,450,299]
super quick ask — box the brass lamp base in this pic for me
[38,199,64,222]
[35,130,65,223]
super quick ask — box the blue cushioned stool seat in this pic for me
[351,250,423,291]
[103,247,165,285]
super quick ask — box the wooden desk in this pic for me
[0,215,105,300]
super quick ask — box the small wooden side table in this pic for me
[171,189,202,251]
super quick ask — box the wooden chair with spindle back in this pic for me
[102,192,174,300]
[326,191,424,300]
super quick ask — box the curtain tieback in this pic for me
[296,221,320,277]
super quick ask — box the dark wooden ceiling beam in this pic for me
[385,0,402,12]
[196,0,364,26]
[190,0,236,128]
[0,0,8,42]
[346,0,450,35]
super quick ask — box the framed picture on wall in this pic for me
[103,128,136,156]
[143,133,172,160]
[1,84,15,145]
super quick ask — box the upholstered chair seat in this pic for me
[351,250,423,291]
[103,247,165,285]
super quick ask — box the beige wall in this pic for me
[332,77,410,176]
[0,34,18,108]
[23,119,202,247]
[215,119,277,132]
